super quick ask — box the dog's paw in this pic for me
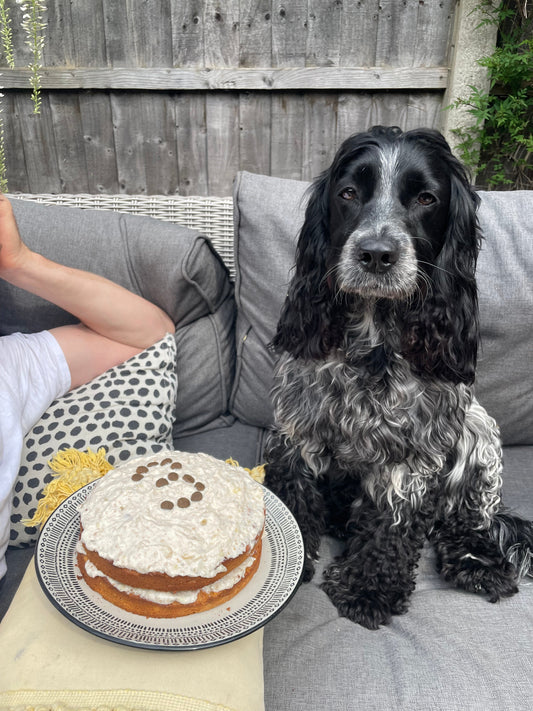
[321,576,393,629]
[442,554,519,602]
[322,562,411,629]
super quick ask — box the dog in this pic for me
[263,126,533,629]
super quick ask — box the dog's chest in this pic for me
[273,351,467,467]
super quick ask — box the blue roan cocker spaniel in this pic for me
[264,126,533,629]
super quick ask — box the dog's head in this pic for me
[273,126,481,384]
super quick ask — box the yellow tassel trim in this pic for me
[226,458,265,484]
[24,447,113,528]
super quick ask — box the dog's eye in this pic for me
[340,187,357,201]
[417,192,436,206]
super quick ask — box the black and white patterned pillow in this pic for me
[10,333,177,546]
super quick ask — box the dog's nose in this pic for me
[356,237,400,274]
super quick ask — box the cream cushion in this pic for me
[0,561,264,711]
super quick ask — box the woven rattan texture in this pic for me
[14,193,235,280]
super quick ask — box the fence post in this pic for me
[440,0,498,157]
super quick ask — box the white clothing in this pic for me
[0,331,71,580]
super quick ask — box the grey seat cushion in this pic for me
[1,199,236,437]
[475,191,533,445]
[263,445,533,711]
[230,172,533,446]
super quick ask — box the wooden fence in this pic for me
[0,0,494,196]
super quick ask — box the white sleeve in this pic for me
[0,331,71,580]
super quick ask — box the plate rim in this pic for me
[35,480,304,651]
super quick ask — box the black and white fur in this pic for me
[264,126,533,629]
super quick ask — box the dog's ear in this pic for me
[272,172,340,359]
[405,146,481,384]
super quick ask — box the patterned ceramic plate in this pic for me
[35,481,304,650]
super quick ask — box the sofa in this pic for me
[0,173,532,711]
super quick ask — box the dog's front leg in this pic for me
[430,398,521,602]
[322,497,427,629]
[264,430,327,581]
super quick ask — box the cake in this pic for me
[76,451,265,618]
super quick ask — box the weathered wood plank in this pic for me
[203,0,240,68]
[306,0,342,67]
[239,0,273,68]
[44,0,75,66]
[336,93,375,144]
[271,0,308,67]
[375,0,420,66]
[414,0,456,66]
[13,93,62,193]
[127,0,174,67]
[101,0,136,67]
[0,66,449,90]
[108,92,178,195]
[339,0,379,66]
[239,92,271,176]
[48,93,89,192]
[109,92,149,193]
[238,1,273,176]
[405,93,444,131]
[171,0,205,67]
[136,92,179,195]
[302,94,339,181]
[78,91,119,193]
[205,93,240,196]
[2,92,30,192]
[270,93,305,180]
[175,93,208,195]
[69,0,107,67]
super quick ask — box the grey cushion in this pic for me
[475,191,533,445]
[230,172,307,426]
[176,419,267,470]
[230,172,533,445]
[1,199,235,437]
[263,445,533,711]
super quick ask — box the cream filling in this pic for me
[83,556,256,606]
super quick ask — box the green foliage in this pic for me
[0,0,15,68]
[19,0,47,114]
[0,0,47,191]
[451,1,533,189]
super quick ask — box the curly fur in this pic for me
[264,126,533,629]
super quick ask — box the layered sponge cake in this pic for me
[76,451,265,618]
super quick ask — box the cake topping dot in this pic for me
[177,497,190,508]
[195,482,205,491]
[183,474,195,483]
[168,471,179,481]
[131,473,144,481]
[161,457,172,465]
[136,466,148,474]
[160,500,174,510]
[191,491,203,502]
[147,461,158,467]
[156,478,169,487]
[170,462,182,470]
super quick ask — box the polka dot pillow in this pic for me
[10,333,177,546]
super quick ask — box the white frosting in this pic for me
[83,556,256,605]
[78,451,264,579]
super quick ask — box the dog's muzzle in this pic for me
[336,226,418,298]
